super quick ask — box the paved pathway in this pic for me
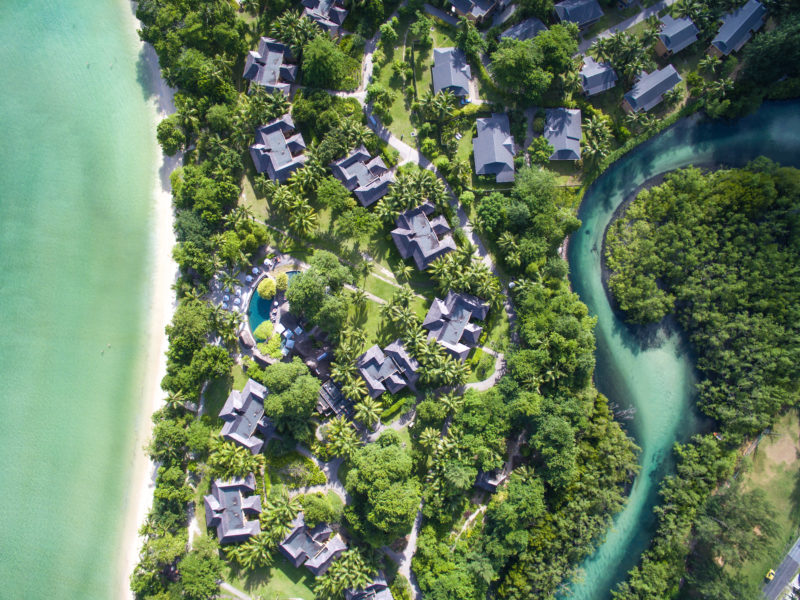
[763,535,800,600]
[464,346,505,392]
[577,0,677,54]
[293,445,352,504]
[424,3,460,26]
[219,582,252,600]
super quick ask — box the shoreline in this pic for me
[118,2,179,598]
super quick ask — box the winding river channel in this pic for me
[565,100,800,600]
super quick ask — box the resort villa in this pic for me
[500,17,548,41]
[279,513,347,576]
[622,65,682,113]
[423,291,489,361]
[391,202,456,270]
[204,473,262,544]
[544,108,582,161]
[345,574,395,600]
[432,48,472,98]
[250,114,307,182]
[219,378,274,454]
[554,0,604,29]
[316,379,354,419]
[302,0,349,36]
[655,15,699,57]
[242,37,297,96]
[579,56,617,96]
[357,341,420,398]
[473,113,516,183]
[448,0,501,22]
[330,146,395,207]
[710,0,766,56]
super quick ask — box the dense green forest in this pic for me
[605,160,800,598]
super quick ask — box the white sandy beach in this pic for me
[117,2,180,597]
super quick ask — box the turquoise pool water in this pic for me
[247,270,300,334]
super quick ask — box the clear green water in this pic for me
[566,101,800,600]
[0,1,159,597]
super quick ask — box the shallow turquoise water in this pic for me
[566,101,800,600]
[0,1,159,597]
[247,270,300,334]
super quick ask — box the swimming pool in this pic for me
[247,270,300,335]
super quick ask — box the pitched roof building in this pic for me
[345,573,394,600]
[432,48,472,98]
[250,114,307,182]
[423,291,490,361]
[302,0,349,36]
[242,37,297,96]
[357,340,420,398]
[449,0,500,22]
[500,17,548,41]
[622,65,682,113]
[656,15,699,56]
[279,513,347,576]
[711,0,766,56]
[580,56,617,96]
[391,202,456,270]
[473,113,516,183]
[330,146,395,207]
[204,473,262,544]
[219,378,274,454]
[316,379,354,419]
[544,108,582,161]
[554,0,604,28]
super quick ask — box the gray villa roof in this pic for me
[204,474,262,544]
[242,37,297,96]
[449,0,498,21]
[423,291,489,361]
[357,340,420,398]
[473,113,515,183]
[432,48,472,98]
[500,17,548,41]
[580,56,617,96]
[330,146,395,207]
[544,108,582,161]
[658,15,699,54]
[219,378,274,454]
[623,65,682,112]
[712,0,766,55]
[554,0,604,28]
[345,573,394,600]
[302,0,348,35]
[279,513,347,576]
[317,379,354,419]
[392,202,456,270]
[250,114,307,182]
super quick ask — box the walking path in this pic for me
[424,3,460,27]
[452,505,486,546]
[293,446,352,504]
[577,0,677,54]
[219,582,252,600]
[464,346,505,392]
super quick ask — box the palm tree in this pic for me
[209,441,265,478]
[391,284,414,308]
[288,203,317,237]
[261,490,301,538]
[419,427,440,449]
[497,232,518,253]
[396,262,414,283]
[440,391,463,416]
[342,376,368,402]
[239,533,276,570]
[354,397,383,428]
[165,389,188,411]
[698,55,721,75]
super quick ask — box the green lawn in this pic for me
[204,374,234,422]
[223,556,316,600]
[738,410,800,589]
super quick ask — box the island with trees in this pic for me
[130,0,800,598]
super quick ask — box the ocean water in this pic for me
[566,101,800,600]
[0,1,160,597]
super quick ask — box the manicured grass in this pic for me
[204,374,234,422]
[223,556,316,600]
[349,297,385,346]
[481,304,510,353]
[467,347,497,383]
[738,410,800,589]
[232,363,248,391]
